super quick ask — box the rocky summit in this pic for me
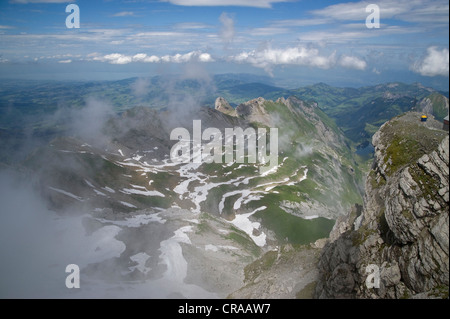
[315,112,449,299]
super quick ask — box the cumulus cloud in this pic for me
[98,53,132,65]
[411,47,449,77]
[231,46,369,74]
[339,55,367,70]
[232,46,337,71]
[91,51,214,65]
[161,51,214,63]
[161,0,291,8]
[132,53,161,63]
[230,46,370,75]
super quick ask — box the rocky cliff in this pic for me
[315,112,449,299]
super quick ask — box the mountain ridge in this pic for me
[1,76,448,166]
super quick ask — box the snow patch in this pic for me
[103,186,115,193]
[158,226,193,283]
[48,187,84,202]
[94,189,107,197]
[120,188,165,197]
[119,201,137,208]
[85,179,95,188]
[94,213,165,227]
[228,206,267,247]
[129,252,151,274]
[205,244,239,252]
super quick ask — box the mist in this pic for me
[131,77,151,98]
[0,62,224,298]
[63,97,116,147]
[154,62,217,130]
[219,12,235,49]
[0,170,85,298]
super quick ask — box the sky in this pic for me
[0,0,448,89]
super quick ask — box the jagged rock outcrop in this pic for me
[215,97,236,117]
[315,112,449,299]
[235,97,272,126]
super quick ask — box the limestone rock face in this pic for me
[215,97,236,117]
[315,113,449,299]
[235,97,271,126]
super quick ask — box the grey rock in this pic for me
[215,97,236,117]
[315,114,449,299]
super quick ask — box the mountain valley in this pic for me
[0,75,448,299]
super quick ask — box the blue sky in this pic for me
[0,0,448,89]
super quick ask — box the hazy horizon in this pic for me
[1,0,448,90]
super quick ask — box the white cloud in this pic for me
[162,51,207,63]
[248,27,290,37]
[198,53,214,62]
[271,18,332,27]
[312,1,368,21]
[132,53,161,63]
[97,53,132,65]
[58,59,72,64]
[339,55,367,70]
[113,11,135,17]
[174,22,211,30]
[311,0,449,24]
[219,12,235,44]
[132,32,189,38]
[232,46,337,71]
[231,46,372,74]
[297,24,423,44]
[411,47,449,77]
[372,67,381,74]
[161,0,293,8]
[91,51,214,65]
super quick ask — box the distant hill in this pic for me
[292,82,449,148]
[0,75,448,164]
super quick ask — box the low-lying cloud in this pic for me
[92,51,214,65]
[411,46,449,77]
[339,55,367,70]
[231,45,367,75]
[232,47,337,72]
